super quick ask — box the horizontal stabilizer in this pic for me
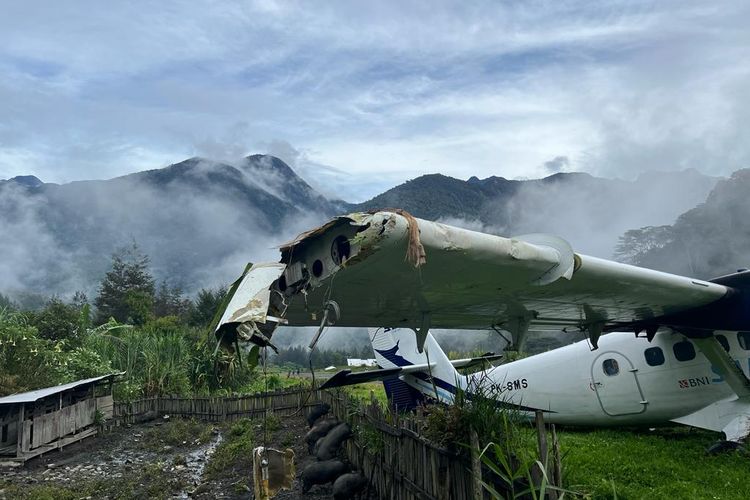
[320,362,437,389]
[320,352,502,390]
[451,353,503,369]
[319,367,403,390]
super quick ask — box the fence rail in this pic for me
[109,386,322,426]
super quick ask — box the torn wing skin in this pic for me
[214,262,286,351]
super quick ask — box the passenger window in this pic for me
[673,340,696,362]
[738,332,750,350]
[644,347,665,366]
[602,358,619,376]
[716,334,730,352]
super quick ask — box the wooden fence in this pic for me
[322,390,477,500]
[109,386,322,426]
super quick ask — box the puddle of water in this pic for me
[175,432,223,499]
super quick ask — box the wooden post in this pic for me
[15,404,24,457]
[470,428,482,500]
[58,393,63,450]
[535,410,557,500]
[551,424,563,491]
[535,410,547,462]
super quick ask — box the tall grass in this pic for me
[0,308,261,399]
[83,317,258,399]
[419,372,569,498]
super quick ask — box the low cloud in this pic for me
[4,2,748,189]
[543,156,570,173]
[0,159,331,300]
[482,171,718,258]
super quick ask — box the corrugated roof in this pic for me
[0,373,123,405]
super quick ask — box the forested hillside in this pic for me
[615,168,750,279]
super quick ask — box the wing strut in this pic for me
[503,312,534,351]
[692,336,750,399]
[583,304,607,350]
[414,312,431,353]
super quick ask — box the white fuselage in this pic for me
[408,331,750,429]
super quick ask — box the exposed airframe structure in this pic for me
[214,210,750,400]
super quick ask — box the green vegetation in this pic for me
[346,380,750,499]
[344,381,389,407]
[205,418,255,480]
[0,306,262,398]
[94,243,157,326]
[273,343,375,369]
[561,427,750,499]
[0,244,292,398]
[0,244,367,399]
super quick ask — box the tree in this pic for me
[30,298,83,346]
[94,243,155,325]
[154,280,191,320]
[613,225,674,265]
[0,293,16,311]
[188,286,228,327]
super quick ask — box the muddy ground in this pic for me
[0,410,372,500]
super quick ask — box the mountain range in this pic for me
[0,154,733,299]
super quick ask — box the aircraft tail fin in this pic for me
[372,328,465,404]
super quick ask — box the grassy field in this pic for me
[343,381,389,406]
[560,426,749,499]
[345,383,749,499]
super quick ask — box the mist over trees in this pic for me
[613,169,750,279]
[613,225,675,266]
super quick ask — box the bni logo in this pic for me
[679,376,710,389]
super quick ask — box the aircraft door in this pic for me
[591,352,646,416]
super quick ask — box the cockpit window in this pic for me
[644,347,665,367]
[602,358,619,376]
[673,340,696,362]
[738,332,750,350]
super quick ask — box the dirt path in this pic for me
[0,411,373,499]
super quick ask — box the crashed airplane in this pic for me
[214,210,750,441]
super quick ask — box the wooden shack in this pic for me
[0,373,120,465]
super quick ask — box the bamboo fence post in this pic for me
[470,428,482,500]
[551,424,563,492]
[535,410,557,500]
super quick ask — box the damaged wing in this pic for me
[215,210,743,351]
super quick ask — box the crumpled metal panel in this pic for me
[215,262,286,332]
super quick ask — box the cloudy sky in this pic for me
[1,1,749,201]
